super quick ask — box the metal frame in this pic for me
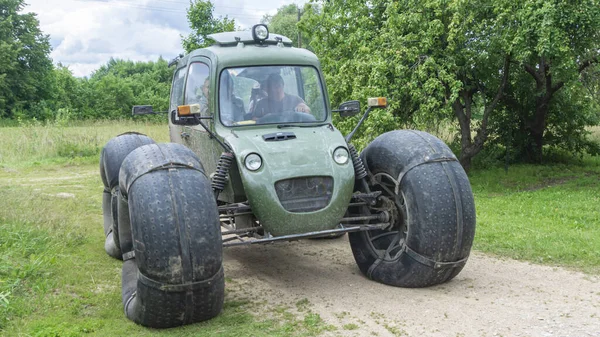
[222,223,388,247]
[218,202,390,247]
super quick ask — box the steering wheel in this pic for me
[256,110,317,124]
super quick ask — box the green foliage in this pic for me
[301,0,510,169]
[182,0,235,53]
[0,0,53,119]
[493,0,600,162]
[4,58,173,122]
[262,4,302,48]
[302,0,600,166]
[84,58,171,119]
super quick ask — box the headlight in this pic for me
[333,147,349,165]
[245,153,263,171]
[252,24,269,42]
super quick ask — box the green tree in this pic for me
[495,0,600,162]
[262,4,301,47]
[85,58,171,119]
[0,0,53,118]
[302,0,511,171]
[50,64,81,111]
[182,0,235,53]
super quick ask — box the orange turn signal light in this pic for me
[367,97,387,108]
[177,104,201,116]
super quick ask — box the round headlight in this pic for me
[252,24,269,41]
[333,147,349,165]
[245,153,262,171]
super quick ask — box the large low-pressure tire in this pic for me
[348,130,476,288]
[118,143,224,328]
[100,133,155,259]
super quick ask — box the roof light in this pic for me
[252,24,269,42]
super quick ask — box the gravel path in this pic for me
[224,237,600,337]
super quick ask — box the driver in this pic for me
[253,73,311,119]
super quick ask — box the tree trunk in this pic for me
[453,97,472,171]
[527,95,551,162]
[453,56,511,172]
[522,58,564,163]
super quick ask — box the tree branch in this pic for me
[474,55,511,148]
[485,55,511,116]
[523,63,542,84]
[551,81,565,94]
[578,56,599,73]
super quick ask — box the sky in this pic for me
[23,0,306,77]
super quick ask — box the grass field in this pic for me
[0,121,599,335]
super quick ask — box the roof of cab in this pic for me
[208,31,293,46]
[179,31,320,69]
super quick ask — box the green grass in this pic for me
[0,123,334,336]
[0,121,599,335]
[0,120,170,168]
[470,159,600,273]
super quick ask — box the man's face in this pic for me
[202,81,209,97]
[268,81,285,101]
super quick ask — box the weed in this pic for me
[343,323,359,330]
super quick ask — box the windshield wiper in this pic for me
[277,123,331,129]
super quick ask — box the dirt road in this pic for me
[224,237,600,337]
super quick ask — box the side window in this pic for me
[170,68,185,112]
[300,67,326,120]
[184,62,210,116]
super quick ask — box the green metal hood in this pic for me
[222,125,355,236]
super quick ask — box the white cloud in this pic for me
[23,0,306,77]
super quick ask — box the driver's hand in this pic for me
[295,103,311,113]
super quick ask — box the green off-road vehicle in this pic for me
[99,25,476,328]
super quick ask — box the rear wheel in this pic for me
[118,143,224,328]
[348,130,476,287]
[99,133,154,259]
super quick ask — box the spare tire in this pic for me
[99,133,155,259]
[118,143,224,328]
[348,130,476,287]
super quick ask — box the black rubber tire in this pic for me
[99,133,154,259]
[348,130,476,288]
[118,143,224,328]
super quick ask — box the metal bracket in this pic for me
[351,191,382,206]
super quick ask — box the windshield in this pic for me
[218,66,327,126]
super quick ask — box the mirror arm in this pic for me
[171,110,230,152]
[345,106,372,143]
[196,118,232,153]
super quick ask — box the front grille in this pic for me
[275,176,333,213]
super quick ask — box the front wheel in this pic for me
[118,143,224,328]
[349,130,476,288]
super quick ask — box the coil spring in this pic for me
[348,143,367,180]
[212,152,234,193]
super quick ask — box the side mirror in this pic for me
[132,105,155,115]
[333,100,361,117]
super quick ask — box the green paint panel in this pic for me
[222,125,355,236]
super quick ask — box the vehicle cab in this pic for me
[168,25,355,236]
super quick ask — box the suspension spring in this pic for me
[348,143,367,180]
[212,152,235,196]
